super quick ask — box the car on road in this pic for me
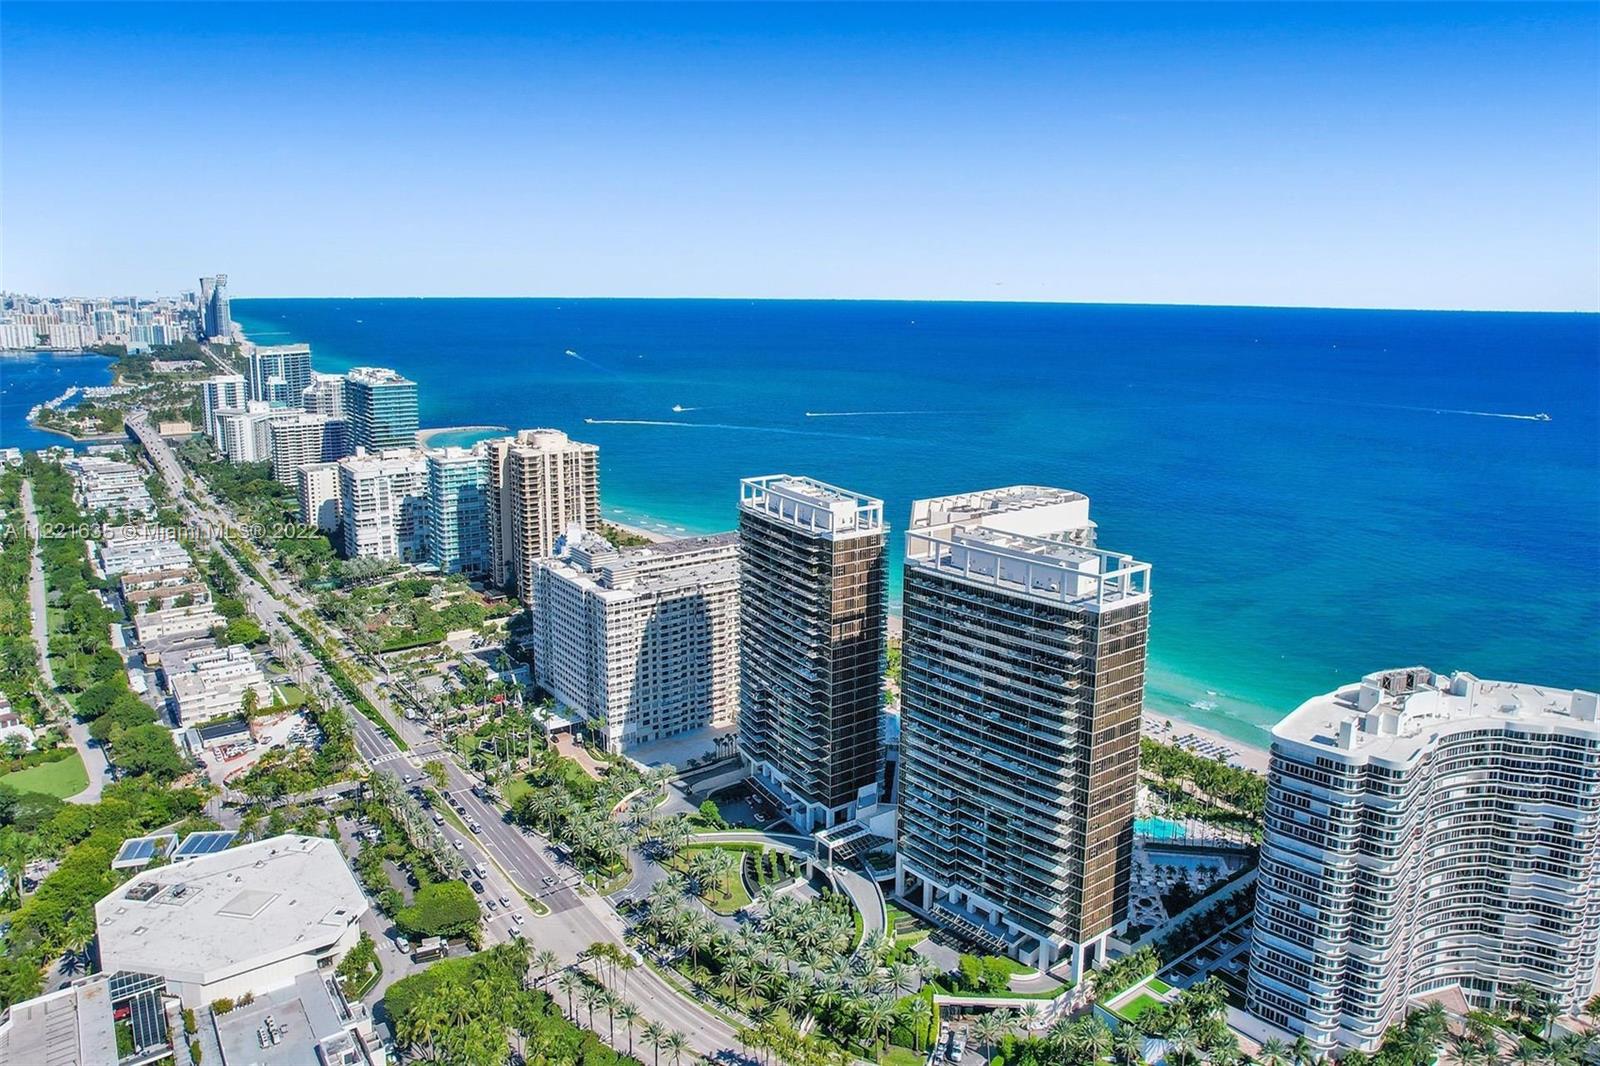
[453,839,465,850]
[485,898,497,911]
[402,774,413,784]
[512,913,525,925]
[396,935,412,953]
[509,927,524,939]
[475,863,489,878]
[541,876,554,887]
[471,880,484,893]
[499,895,511,908]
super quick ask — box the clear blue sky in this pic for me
[3,2,1595,310]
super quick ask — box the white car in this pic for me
[512,913,525,925]
[395,936,412,953]
[453,839,465,850]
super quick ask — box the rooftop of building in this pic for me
[96,835,368,984]
[339,447,426,472]
[212,972,369,1066]
[908,485,1092,532]
[543,526,739,598]
[0,975,118,1066]
[344,366,414,386]
[740,474,886,537]
[1273,667,1600,764]
[252,343,312,357]
[504,427,596,453]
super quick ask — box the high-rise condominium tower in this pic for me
[485,429,600,601]
[1248,668,1600,1053]
[338,449,429,562]
[532,529,740,753]
[344,367,419,452]
[301,371,347,417]
[199,374,246,440]
[893,486,1151,978]
[737,475,887,832]
[268,412,348,484]
[247,344,314,406]
[199,274,230,339]
[426,446,493,576]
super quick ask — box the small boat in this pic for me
[1534,412,1552,422]
[565,349,578,356]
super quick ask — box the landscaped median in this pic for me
[281,616,408,751]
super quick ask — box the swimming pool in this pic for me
[1134,817,1189,841]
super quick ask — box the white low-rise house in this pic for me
[133,602,224,643]
[168,644,271,725]
[96,835,370,1009]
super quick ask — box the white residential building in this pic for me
[338,448,428,562]
[215,402,289,463]
[297,461,342,532]
[269,412,348,484]
[199,374,247,440]
[96,835,369,1008]
[133,602,224,643]
[166,644,272,725]
[301,371,346,417]
[532,528,740,753]
[96,533,193,577]
[65,455,155,517]
[1248,668,1600,1052]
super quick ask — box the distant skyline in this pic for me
[2,2,1596,311]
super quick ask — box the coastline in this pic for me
[233,317,1280,768]
[414,424,507,448]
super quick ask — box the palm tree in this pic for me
[617,1002,640,1056]
[1259,1037,1291,1066]
[858,996,896,1059]
[642,1021,667,1066]
[663,1029,691,1066]
[580,983,602,1030]
[1078,1016,1112,1064]
[534,948,560,988]
[557,970,580,1017]
[1112,1022,1145,1066]
[973,1012,1006,1063]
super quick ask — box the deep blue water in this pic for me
[221,299,1600,746]
[0,352,116,451]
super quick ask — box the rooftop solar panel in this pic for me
[172,830,237,859]
[112,834,177,869]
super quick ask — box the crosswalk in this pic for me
[368,750,410,766]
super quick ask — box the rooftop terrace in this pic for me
[740,474,886,537]
[1274,667,1600,764]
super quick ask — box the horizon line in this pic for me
[222,293,1600,315]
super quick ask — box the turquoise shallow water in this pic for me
[210,298,1598,749]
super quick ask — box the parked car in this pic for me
[396,935,412,953]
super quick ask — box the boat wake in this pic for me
[804,409,962,417]
[1188,699,1220,712]
[584,417,887,442]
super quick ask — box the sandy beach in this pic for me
[414,424,507,448]
[1142,710,1271,774]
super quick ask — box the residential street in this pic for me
[19,476,109,804]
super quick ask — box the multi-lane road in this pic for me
[125,412,744,1054]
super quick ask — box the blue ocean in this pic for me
[17,299,1599,746]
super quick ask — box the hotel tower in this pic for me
[737,475,887,832]
[894,487,1151,979]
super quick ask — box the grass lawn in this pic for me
[668,845,754,914]
[883,1046,924,1066]
[1,751,89,798]
[501,776,532,807]
[1147,977,1174,995]
[887,903,932,944]
[271,682,306,708]
[1114,990,1167,1023]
